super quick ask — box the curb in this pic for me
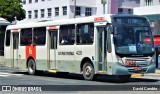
[131,74,144,77]
[132,72,160,78]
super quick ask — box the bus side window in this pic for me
[76,23,94,45]
[33,27,46,45]
[5,30,11,46]
[59,24,75,45]
[20,28,32,46]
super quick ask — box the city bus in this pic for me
[4,14,156,82]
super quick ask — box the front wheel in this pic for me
[28,59,36,75]
[82,62,95,81]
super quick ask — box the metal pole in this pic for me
[14,16,17,24]
[103,4,105,14]
[74,0,76,18]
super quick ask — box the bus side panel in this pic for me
[74,45,96,73]
[36,46,48,70]
[57,45,75,72]
[107,35,115,75]
[18,46,27,69]
[4,46,12,67]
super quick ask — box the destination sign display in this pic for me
[113,17,149,25]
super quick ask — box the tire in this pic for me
[82,62,95,81]
[117,75,131,82]
[28,59,36,75]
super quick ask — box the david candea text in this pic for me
[133,86,158,91]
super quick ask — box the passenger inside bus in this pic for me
[61,36,69,44]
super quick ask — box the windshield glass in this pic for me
[113,26,154,56]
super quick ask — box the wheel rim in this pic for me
[29,60,34,73]
[84,66,92,77]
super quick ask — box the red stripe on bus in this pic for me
[94,17,105,21]
[26,46,36,60]
[12,29,18,32]
[49,26,57,30]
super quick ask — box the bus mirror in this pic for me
[106,23,113,34]
[110,26,113,34]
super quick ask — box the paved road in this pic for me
[0,67,160,94]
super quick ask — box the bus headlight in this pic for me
[117,56,124,65]
[151,58,155,64]
[150,54,156,65]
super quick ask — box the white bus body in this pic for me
[4,14,156,82]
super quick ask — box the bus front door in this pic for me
[12,32,19,68]
[49,30,58,69]
[97,27,107,72]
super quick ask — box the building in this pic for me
[19,0,111,24]
[134,0,160,35]
[110,0,140,14]
[20,0,141,24]
[20,0,97,23]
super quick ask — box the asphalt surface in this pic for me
[0,67,160,94]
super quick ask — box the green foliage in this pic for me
[0,0,26,22]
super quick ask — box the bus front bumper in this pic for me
[112,63,156,75]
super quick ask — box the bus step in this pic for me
[48,69,57,73]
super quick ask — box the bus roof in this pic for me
[112,14,148,19]
[6,14,112,30]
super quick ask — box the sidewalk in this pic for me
[131,69,160,78]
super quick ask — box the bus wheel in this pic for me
[28,59,36,75]
[117,75,131,82]
[82,62,94,81]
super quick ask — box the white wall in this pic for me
[134,5,160,15]
[140,0,160,7]
[19,0,100,24]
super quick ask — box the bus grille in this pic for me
[128,68,147,73]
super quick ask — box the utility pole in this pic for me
[14,16,17,24]
[101,0,107,14]
[74,0,76,18]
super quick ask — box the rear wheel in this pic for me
[117,75,131,82]
[82,62,95,81]
[28,59,36,75]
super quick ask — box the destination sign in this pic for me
[113,17,149,25]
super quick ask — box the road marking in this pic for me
[0,72,23,77]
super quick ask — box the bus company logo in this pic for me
[2,86,11,91]
[26,46,36,60]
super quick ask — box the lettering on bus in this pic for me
[76,51,82,55]
[26,46,36,59]
[58,52,74,55]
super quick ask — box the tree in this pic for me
[0,0,26,22]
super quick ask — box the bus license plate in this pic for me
[134,67,142,72]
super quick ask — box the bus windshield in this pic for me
[113,25,154,57]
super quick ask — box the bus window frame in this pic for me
[33,27,46,46]
[76,23,94,45]
[59,24,75,45]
